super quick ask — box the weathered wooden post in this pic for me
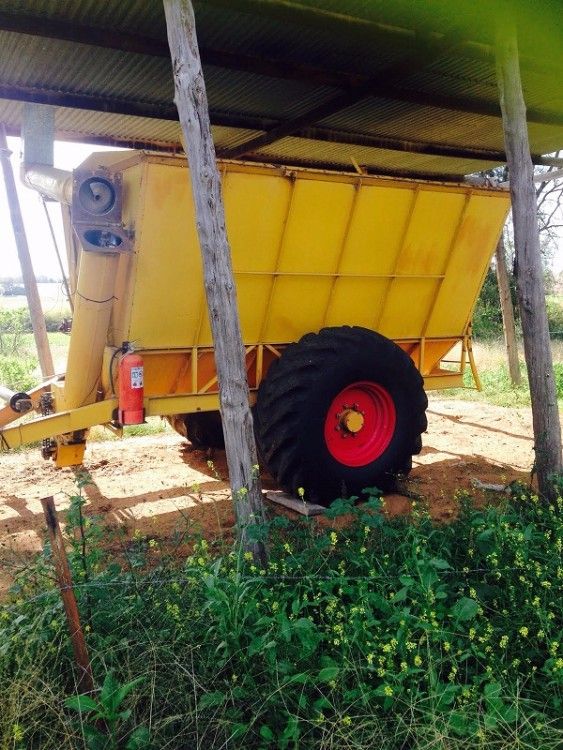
[496,15,562,499]
[0,124,54,379]
[163,0,267,562]
[495,233,521,386]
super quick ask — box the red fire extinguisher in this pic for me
[118,343,145,425]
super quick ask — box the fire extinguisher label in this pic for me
[130,366,144,389]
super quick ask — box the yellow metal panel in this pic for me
[378,279,441,339]
[265,276,333,343]
[422,339,461,376]
[396,190,468,276]
[424,373,464,390]
[146,393,220,416]
[119,155,509,352]
[55,442,86,468]
[338,185,416,275]
[426,193,511,336]
[127,162,205,349]
[224,172,292,274]
[324,278,389,329]
[198,274,273,346]
[277,179,356,274]
[237,275,275,344]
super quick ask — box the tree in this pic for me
[496,17,562,500]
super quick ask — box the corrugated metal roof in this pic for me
[258,136,492,177]
[0,0,561,179]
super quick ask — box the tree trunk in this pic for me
[0,124,54,379]
[496,19,562,499]
[495,232,521,386]
[163,0,266,562]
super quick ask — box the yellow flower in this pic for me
[519,626,529,638]
[443,641,451,652]
[330,531,338,546]
[414,655,422,667]
[383,685,394,697]
[341,715,352,726]
[499,635,509,648]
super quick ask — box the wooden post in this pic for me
[163,0,267,563]
[0,125,54,378]
[496,17,562,499]
[41,496,94,694]
[495,232,521,386]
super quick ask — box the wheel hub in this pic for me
[324,381,396,467]
[337,406,365,435]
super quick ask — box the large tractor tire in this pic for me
[254,326,427,504]
[169,411,225,449]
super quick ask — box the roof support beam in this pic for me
[0,12,562,129]
[287,126,510,164]
[1,84,555,167]
[0,11,170,57]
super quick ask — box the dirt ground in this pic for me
[0,397,545,593]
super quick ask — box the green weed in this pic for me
[0,354,38,391]
[0,481,561,749]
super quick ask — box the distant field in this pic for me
[0,282,70,313]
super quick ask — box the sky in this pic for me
[0,137,125,280]
[1,137,563,279]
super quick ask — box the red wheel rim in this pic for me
[324,381,396,467]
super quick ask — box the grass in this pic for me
[0,481,561,749]
[435,339,563,408]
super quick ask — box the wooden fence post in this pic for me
[496,15,562,499]
[41,496,94,694]
[163,0,267,563]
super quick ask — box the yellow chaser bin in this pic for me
[0,152,509,501]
